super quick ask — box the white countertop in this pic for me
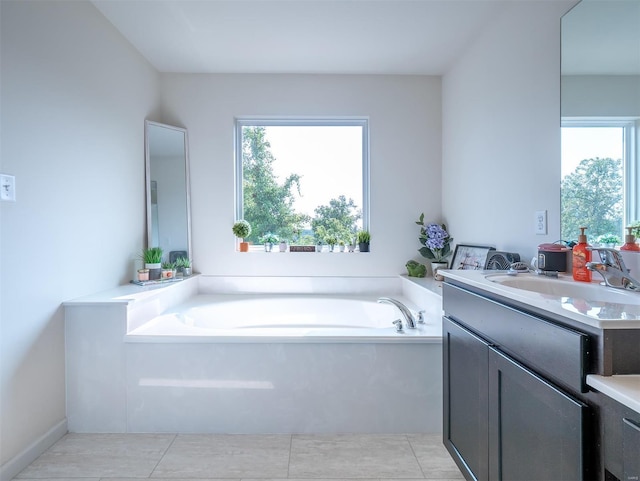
[442,269,640,329]
[587,375,640,414]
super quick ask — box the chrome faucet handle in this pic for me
[392,320,404,332]
[417,310,426,323]
[589,247,628,272]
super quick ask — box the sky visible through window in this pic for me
[561,127,623,178]
[264,125,363,228]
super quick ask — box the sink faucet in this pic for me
[586,247,640,291]
[377,297,417,329]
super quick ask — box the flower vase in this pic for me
[431,262,448,280]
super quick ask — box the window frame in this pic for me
[234,117,370,236]
[561,117,638,233]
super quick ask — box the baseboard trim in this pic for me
[0,418,67,481]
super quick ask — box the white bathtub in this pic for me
[127,294,441,342]
[66,276,444,434]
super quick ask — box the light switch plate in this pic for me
[535,210,547,235]
[0,174,16,202]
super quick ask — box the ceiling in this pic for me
[91,0,638,76]
[91,0,514,75]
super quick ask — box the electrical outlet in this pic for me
[535,210,547,235]
[0,174,16,202]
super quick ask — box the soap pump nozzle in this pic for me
[577,227,588,244]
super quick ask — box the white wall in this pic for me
[442,1,577,261]
[562,75,640,117]
[0,0,159,471]
[160,74,441,276]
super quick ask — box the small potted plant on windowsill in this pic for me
[597,233,621,248]
[232,220,252,252]
[325,235,338,252]
[357,230,371,252]
[142,246,163,280]
[338,240,346,252]
[260,233,279,252]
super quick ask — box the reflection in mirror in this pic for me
[560,0,640,242]
[145,121,191,263]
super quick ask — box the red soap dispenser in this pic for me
[572,227,592,282]
[620,226,640,251]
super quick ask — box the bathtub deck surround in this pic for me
[64,275,444,435]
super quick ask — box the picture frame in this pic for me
[450,244,496,270]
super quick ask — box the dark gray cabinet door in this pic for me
[488,347,589,481]
[623,418,640,481]
[443,316,490,481]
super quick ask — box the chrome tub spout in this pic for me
[377,297,417,329]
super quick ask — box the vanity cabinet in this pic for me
[443,318,489,480]
[443,283,595,481]
[598,392,640,481]
[487,347,588,480]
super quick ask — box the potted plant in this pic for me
[357,230,371,252]
[348,236,356,252]
[597,233,620,247]
[326,235,338,252]
[416,213,453,279]
[338,240,346,252]
[142,246,163,280]
[260,233,279,252]
[175,257,192,277]
[161,261,176,279]
[232,220,251,252]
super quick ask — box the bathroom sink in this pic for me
[485,273,640,305]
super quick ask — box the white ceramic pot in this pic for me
[431,262,448,281]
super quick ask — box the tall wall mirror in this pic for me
[145,120,192,262]
[560,0,640,243]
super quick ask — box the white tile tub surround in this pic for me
[64,276,444,434]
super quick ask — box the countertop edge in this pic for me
[587,374,640,414]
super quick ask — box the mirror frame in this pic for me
[144,120,192,260]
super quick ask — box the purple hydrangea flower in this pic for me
[425,223,449,250]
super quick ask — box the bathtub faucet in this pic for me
[377,297,417,329]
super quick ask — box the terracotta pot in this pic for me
[239,241,249,252]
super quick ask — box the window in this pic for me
[561,119,637,243]
[235,118,369,249]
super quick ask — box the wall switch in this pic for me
[535,210,547,235]
[0,174,16,202]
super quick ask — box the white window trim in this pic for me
[234,117,370,231]
[561,117,639,228]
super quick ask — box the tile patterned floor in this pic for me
[14,433,463,480]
